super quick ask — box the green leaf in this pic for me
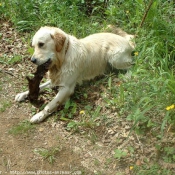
[67,121,77,128]
[114,149,127,159]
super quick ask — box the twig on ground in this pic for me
[0,69,14,76]
[167,124,172,133]
[118,138,130,150]
[139,0,154,28]
[135,134,144,154]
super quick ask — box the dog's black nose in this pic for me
[31,57,37,63]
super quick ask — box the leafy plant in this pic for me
[34,146,60,164]
[114,149,127,159]
[60,100,77,120]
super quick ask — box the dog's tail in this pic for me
[104,25,135,49]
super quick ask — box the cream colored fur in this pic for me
[15,26,134,123]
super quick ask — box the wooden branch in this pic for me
[27,59,51,102]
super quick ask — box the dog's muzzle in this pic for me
[31,57,37,64]
[31,57,51,66]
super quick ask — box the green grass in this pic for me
[133,164,173,175]
[0,55,22,65]
[1,0,175,174]
[0,101,11,112]
[9,120,36,135]
[34,146,60,164]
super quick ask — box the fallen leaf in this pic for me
[136,159,141,166]
[39,128,44,132]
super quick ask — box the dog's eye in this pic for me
[38,42,44,48]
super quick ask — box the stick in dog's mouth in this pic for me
[26,59,51,102]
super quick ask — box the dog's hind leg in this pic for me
[15,80,51,102]
[108,53,133,70]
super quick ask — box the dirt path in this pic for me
[0,109,87,174]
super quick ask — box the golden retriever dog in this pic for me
[15,26,135,123]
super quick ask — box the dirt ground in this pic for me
[1,22,175,175]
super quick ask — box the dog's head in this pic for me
[31,27,67,66]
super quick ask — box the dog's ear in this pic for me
[51,32,66,52]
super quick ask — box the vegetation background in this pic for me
[0,0,175,174]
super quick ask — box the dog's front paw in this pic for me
[30,110,48,123]
[15,92,28,102]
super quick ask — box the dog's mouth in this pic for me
[39,58,52,69]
